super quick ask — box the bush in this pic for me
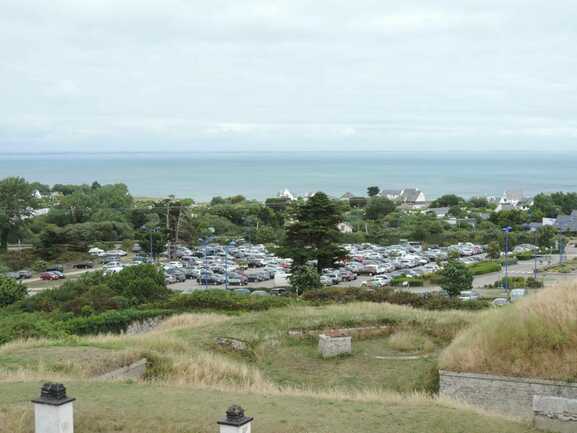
[391,276,424,287]
[302,287,489,311]
[468,261,501,275]
[515,251,534,261]
[288,266,320,295]
[63,309,170,335]
[0,313,67,345]
[0,275,27,307]
[20,264,169,313]
[163,290,291,312]
[440,260,473,297]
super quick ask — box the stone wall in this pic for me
[533,396,577,433]
[440,370,577,419]
[96,358,148,381]
[319,334,352,358]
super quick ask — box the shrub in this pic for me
[163,290,290,312]
[440,260,473,297]
[391,276,424,287]
[468,261,501,275]
[515,251,534,261]
[0,275,27,307]
[302,287,489,311]
[288,266,320,295]
[0,313,67,345]
[63,309,170,335]
[389,330,435,353]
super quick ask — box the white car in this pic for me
[459,290,481,301]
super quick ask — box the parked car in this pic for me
[250,290,270,296]
[73,262,94,269]
[271,287,288,296]
[459,290,481,301]
[4,272,21,280]
[17,270,33,279]
[46,264,64,273]
[492,297,510,306]
[510,288,527,302]
[40,271,64,281]
[233,288,251,295]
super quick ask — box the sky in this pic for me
[1,0,576,153]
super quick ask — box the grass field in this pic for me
[0,382,539,433]
[0,302,542,432]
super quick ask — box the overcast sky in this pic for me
[1,0,576,153]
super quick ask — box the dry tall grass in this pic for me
[388,330,435,353]
[440,283,577,381]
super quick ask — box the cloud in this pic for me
[0,0,576,152]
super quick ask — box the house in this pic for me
[426,207,450,218]
[400,188,427,204]
[542,217,557,226]
[496,191,526,211]
[278,189,296,201]
[496,203,516,212]
[554,210,577,232]
[337,222,353,233]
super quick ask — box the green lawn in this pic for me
[0,382,538,433]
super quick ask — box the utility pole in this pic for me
[502,226,512,293]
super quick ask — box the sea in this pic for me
[1,151,577,202]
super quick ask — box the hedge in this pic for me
[162,290,291,312]
[302,287,489,311]
[62,309,171,335]
[468,261,502,275]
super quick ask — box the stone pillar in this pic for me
[32,383,75,433]
[319,333,352,358]
[218,405,253,433]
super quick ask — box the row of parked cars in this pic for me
[161,243,292,287]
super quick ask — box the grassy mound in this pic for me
[0,382,539,433]
[0,303,474,394]
[440,283,577,382]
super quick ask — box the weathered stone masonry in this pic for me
[440,370,577,420]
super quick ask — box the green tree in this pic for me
[468,196,489,209]
[367,186,380,197]
[440,260,473,297]
[289,265,321,296]
[430,194,464,208]
[487,241,501,259]
[0,177,38,251]
[365,197,396,220]
[280,192,346,271]
[0,275,27,307]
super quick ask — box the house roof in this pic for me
[503,191,525,202]
[379,189,402,197]
[400,188,423,202]
[555,212,577,232]
[497,203,515,212]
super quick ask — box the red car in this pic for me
[40,272,64,281]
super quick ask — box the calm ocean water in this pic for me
[1,151,576,201]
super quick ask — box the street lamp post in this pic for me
[199,235,214,289]
[503,226,512,292]
[533,231,538,279]
[142,226,159,263]
[225,241,236,290]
